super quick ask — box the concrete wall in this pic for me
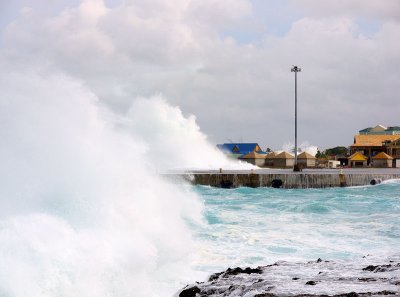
[183,173,400,189]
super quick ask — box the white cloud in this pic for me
[1,0,399,150]
[293,0,400,21]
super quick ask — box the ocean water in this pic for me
[1,73,398,296]
[189,180,400,279]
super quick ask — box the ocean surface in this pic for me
[184,179,400,293]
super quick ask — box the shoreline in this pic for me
[176,257,400,297]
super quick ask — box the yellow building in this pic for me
[239,151,267,167]
[274,151,294,168]
[297,151,316,168]
[348,152,368,167]
[350,134,400,163]
[371,152,393,168]
[264,152,277,167]
[386,139,400,159]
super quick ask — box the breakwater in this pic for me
[165,169,400,189]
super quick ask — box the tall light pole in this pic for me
[291,65,301,172]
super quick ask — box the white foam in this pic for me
[0,71,219,296]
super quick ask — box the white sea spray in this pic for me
[0,71,247,296]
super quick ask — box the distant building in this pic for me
[371,152,393,168]
[216,143,262,157]
[239,151,267,167]
[385,139,400,168]
[359,124,400,135]
[328,160,341,168]
[264,152,277,167]
[386,138,400,159]
[348,152,368,168]
[297,152,316,168]
[274,151,294,168]
[350,134,400,163]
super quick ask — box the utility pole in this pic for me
[291,65,301,172]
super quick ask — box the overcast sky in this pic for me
[1,0,399,151]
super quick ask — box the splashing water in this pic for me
[282,141,318,156]
[0,71,248,296]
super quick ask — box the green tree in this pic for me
[325,146,348,156]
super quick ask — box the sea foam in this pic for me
[0,71,247,296]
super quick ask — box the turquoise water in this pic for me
[190,180,400,274]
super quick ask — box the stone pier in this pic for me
[164,168,400,189]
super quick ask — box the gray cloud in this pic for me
[1,0,399,150]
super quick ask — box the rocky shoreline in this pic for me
[176,259,400,297]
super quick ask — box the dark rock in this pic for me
[317,258,323,263]
[362,265,379,272]
[179,259,400,297]
[375,265,392,272]
[179,286,200,297]
[370,291,396,296]
[338,292,358,297]
[358,277,377,282]
[208,266,263,282]
[363,264,393,273]
[208,271,223,281]
[225,267,263,276]
[381,291,396,295]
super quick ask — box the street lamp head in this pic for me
[291,65,301,72]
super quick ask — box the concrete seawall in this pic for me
[165,169,400,189]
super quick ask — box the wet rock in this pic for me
[362,264,393,273]
[209,266,263,281]
[336,293,359,297]
[179,285,200,297]
[226,267,263,275]
[208,271,224,281]
[177,259,400,297]
[362,265,379,272]
[358,277,377,282]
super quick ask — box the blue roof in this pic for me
[216,143,262,154]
